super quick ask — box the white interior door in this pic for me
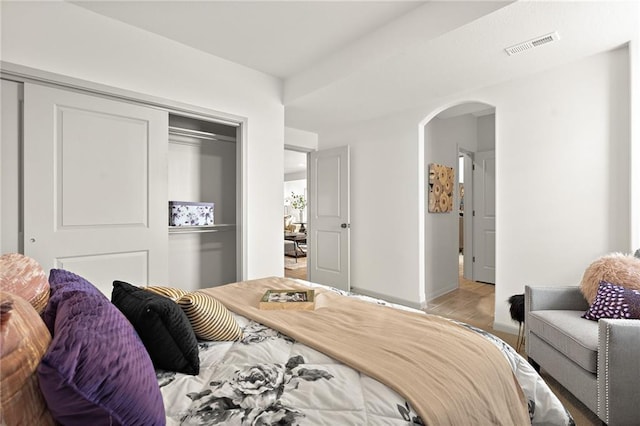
[23,83,168,296]
[472,150,496,284]
[308,146,350,291]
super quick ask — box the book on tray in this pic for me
[259,289,315,310]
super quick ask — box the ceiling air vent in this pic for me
[505,32,560,56]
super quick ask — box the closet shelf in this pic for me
[169,126,236,143]
[168,224,236,234]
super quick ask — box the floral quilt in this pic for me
[158,284,574,425]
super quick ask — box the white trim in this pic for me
[629,40,640,251]
[284,144,315,154]
[492,321,519,336]
[237,121,247,281]
[1,61,244,127]
[350,286,422,310]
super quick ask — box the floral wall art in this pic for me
[428,163,454,213]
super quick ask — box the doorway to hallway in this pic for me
[422,102,495,303]
[284,148,308,278]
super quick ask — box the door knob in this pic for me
[341,223,350,229]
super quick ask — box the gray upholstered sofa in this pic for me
[525,285,640,425]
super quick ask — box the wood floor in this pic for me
[284,255,307,280]
[424,273,495,329]
[284,255,600,425]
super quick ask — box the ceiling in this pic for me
[72,1,639,133]
[71,1,427,79]
[284,150,307,175]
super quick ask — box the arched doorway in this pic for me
[420,101,496,306]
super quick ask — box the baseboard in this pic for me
[492,320,519,335]
[425,283,458,303]
[350,287,422,310]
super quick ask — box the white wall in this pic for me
[477,115,495,152]
[490,47,630,332]
[285,127,318,151]
[318,46,634,331]
[0,1,285,279]
[319,112,426,307]
[424,114,479,300]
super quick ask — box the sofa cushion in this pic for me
[528,310,598,373]
[284,214,294,231]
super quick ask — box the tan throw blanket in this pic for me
[202,277,529,425]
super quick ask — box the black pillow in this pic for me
[111,280,199,375]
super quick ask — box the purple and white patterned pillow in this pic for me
[582,280,640,321]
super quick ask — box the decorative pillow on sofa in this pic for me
[284,214,294,231]
[0,253,50,313]
[39,269,165,426]
[177,291,243,341]
[582,280,640,321]
[112,280,200,375]
[0,291,54,425]
[580,253,640,304]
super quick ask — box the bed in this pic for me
[0,253,573,425]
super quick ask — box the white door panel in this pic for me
[58,107,149,227]
[316,157,341,217]
[472,151,496,284]
[308,146,350,291]
[315,231,342,272]
[23,83,168,296]
[57,251,149,296]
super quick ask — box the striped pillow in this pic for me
[177,292,243,341]
[144,286,187,301]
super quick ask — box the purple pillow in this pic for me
[582,280,640,321]
[41,269,103,333]
[38,269,165,425]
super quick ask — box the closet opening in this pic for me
[168,114,241,290]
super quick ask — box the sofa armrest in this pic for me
[525,285,589,313]
[597,319,640,425]
[525,286,590,357]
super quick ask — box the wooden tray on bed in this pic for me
[259,289,315,310]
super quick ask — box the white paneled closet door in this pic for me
[23,83,168,296]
